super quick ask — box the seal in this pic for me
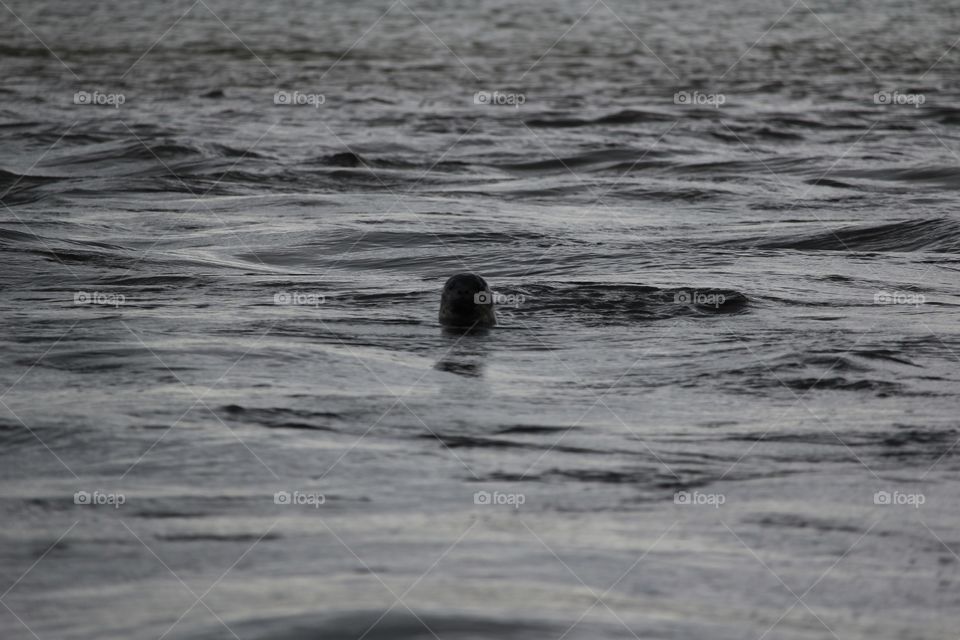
[439,273,497,328]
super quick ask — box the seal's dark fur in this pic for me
[439,273,497,328]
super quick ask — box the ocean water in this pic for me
[2,0,960,638]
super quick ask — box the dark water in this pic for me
[2,0,960,638]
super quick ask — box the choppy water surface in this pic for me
[2,0,960,638]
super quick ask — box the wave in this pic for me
[313,151,367,167]
[745,513,863,533]
[0,167,66,203]
[42,139,206,170]
[525,108,675,128]
[711,126,806,142]
[734,217,960,252]
[717,349,912,396]
[838,165,960,186]
[158,532,283,543]
[923,106,960,126]
[496,148,667,173]
[507,283,748,323]
[673,155,822,176]
[420,432,604,455]
[726,425,958,459]
[184,611,615,640]
[486,466,717,493]
[0,167,61,188]
[219,404,340,431]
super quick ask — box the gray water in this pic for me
[2,0,960,638]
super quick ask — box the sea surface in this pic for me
[2,0,960,638]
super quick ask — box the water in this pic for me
[2,0,960,638]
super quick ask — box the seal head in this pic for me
[439,273,497,328]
